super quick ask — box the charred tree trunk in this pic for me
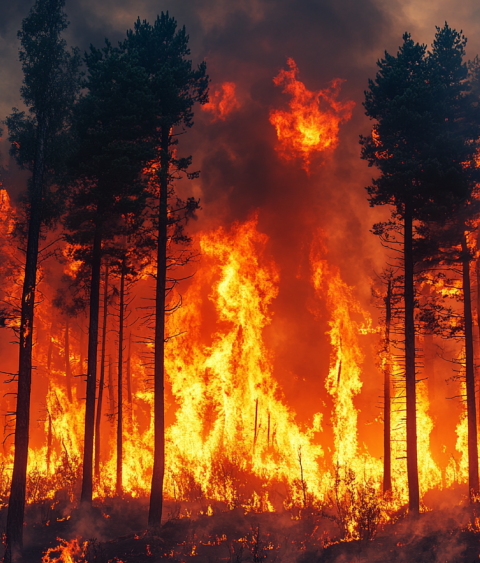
[80,216,103,506]
[65,316,72,403]
[116,256,126,496]
[148,129,169,528]
[95,264,109,479]
[461,233,479,499]
[383,278,392,496]
[404,199,419,514]
[4,114,46,559]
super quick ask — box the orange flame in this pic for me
[269,58,354,171]
[202,82,240,121]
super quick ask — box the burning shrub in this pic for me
[329,465,386,541]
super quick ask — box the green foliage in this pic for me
[63,39,157,257]
[360,25,480,223]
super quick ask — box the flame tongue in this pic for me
[269,58,355,171]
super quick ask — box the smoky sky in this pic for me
[1,0,480,449]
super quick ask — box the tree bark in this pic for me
[461,233,479,499]
[383,278,392,495]
[148,129,169,527]
[80,215,103,505]
[404,199,419,514]
[5,114,46,560]
[65,316,72,403]
[116,256,126,496]
[95,263,109,479]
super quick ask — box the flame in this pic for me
[164,216,325,506]
[42,538,86,563]
[269,58,354,171]
[202,82,240,121]
[310,236,382,491]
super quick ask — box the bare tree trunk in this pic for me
[95,264,109,479]
[65,316,72,403]
[462,233,479,499]
[4,114,46,560]
[80,216,103,506]
[116,256,126,496]
[404,200,419,514]
[383,278,392,495]
[148,129,169,527]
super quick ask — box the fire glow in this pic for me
[269,58,355,171]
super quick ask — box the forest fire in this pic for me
[2,1,480,562]
[201,82,240,121]
[269,58,355,171]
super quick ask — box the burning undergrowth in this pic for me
[0,488,477,562]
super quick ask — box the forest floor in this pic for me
[1,487,480,562]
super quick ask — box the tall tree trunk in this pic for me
[461,233,479,499]
[5,115,46,560]
[404,199,419,514]
[65,316,72,403]
[148,129,169,527]
[116,256,126,496]
[95,264,109,479]
[80,216,103,505]
[383,278,392,495]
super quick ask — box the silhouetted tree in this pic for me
[64,39,156,506]
[2,0,80,558]
[121,13,208,526]
[361,26,480,512]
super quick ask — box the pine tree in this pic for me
[361,27,480,512]
[121,13,208,526]
[3,1,80,558]
[64,39,157,506]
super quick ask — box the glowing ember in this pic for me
[269,58,354,171]
[202,82,240,121]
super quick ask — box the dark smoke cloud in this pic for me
[1,0,479,454]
